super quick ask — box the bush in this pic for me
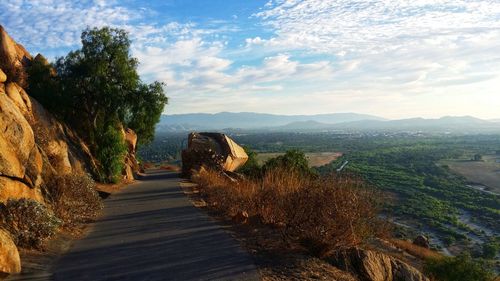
[46,173,103,227]
[95,124,127,183]
[193,166,383,257]
[237,146,262,179]
[263,150,315,177]
[0,199,60,250]
[424,254,495,281]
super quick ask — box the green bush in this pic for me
[95,124,127,183]
[424,254,495,281]
[237,146,262,178]
[0,199,60,250]
[46,173,103,227]
[263,149,316,177]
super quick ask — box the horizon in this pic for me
[161,111,500,121]
[1,0,500,119]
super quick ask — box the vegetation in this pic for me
[95,124,128,183]
[237,146,262,179]
[45,173,103,227]
[424,254,495,281]
[193,165,383,257]
[27,27,168,182]
[0,199,60,250]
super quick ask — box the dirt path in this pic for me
[21,169,259,281]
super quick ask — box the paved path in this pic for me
[52,170,259,281]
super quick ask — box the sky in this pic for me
[1,0,500,119]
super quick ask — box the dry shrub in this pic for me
[193,167,383,257]
[0,199,60,250]
[0,54,28,87]
[390,239,442,260]
[45,173,103,228]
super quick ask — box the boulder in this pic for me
[123,164,134,182]
[0,229,21,277]
[412,235,429,249]
[0,94,35,179]
[331,247,429,281]
[0,25,20,68]
[182,132,248,176]
[125,128,137,153]
[5,82,31,115]
[0,176,44,203]
[0,68,6,83]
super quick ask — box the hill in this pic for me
[157,112,385,131]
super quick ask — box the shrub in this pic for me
[95,124,127,183]
[424,254,495,281]
[0,53,28,87]
[237,146,262,179]
[45,173,103,227]
[193,166,383,257]
[0,199,60,250]
[262,149,315,177]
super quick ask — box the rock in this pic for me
[0,68,6,83]
[5,82,31,115]
[233,211,249,224]
[0,176,44,203]
[125,128,137,153]
[413,235,429,249]
[0,25,20,68]
[0,93,35,179]
[182,132,248,176]
[123,164,134,182]
[0,229,21,276]
[331,247,429,281]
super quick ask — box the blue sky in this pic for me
[1,0,500,119]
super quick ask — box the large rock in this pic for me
[125,128,137,153]
[331,248,429,281]
[0,25,20,68]
[0,176,43,203]
[0,94,35,179]
[0,229,21,277]
[0,69,6,83]
[182,132,248,176]
[412,235,429,249]
[5,82,31,115]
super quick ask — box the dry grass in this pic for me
[390,239,443,260]
[192,167,385,257]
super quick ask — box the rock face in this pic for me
[0,229,21,277]
[331,248,429,281]
[0,26,98,205]
[121,127,139,181]
[181,132,248,176]
[412,235,430,249]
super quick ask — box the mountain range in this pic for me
[157,112,500,133]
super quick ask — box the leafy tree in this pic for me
[27,55,64,115]
[95,124,127,183]
[424,254,495,281]
[125,81,168,145]
[482,241,499,259]
[263,149,315,177]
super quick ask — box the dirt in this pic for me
[442,156,500,194]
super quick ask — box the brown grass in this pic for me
[390,239,443,260]
[192,167,385,257]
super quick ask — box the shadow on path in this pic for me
[49,170,259,281]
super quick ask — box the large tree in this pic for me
[55,27,167,145]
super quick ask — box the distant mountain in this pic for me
[331,116,499,132]
[158,112,386,131]
[490,119,500,123]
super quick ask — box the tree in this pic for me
[263,149,315,177]
[125,81,168,145]
[27,26,169,182]
[424,254,495,281]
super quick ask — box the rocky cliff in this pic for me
[0,25,137,276]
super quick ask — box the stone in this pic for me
[0,94,35,179]
[0,68,6,83]
[123,164,134,181]
[413,235,430,249]
[0,176,44,203]
[125,128,137,153]
[182,132,248,176]
[0,229,21,276]
[233,211,249,224]
[0,25,20,67]
[331,247,429,281]
[5,82,31,115]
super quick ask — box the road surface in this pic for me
[51,170,259,281]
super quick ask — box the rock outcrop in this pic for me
[182,132,248,176]
[121,127,139,181]
[331,248,429,281]
[412,235,430,249]
[0,229,21,277]
[0,25,99,206]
